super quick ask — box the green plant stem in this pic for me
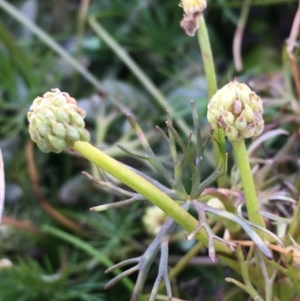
[197,15,218,100]
[197,14,227,188]
[225,278,263,301]
[232,140,266,231]
[74,141,196,227]
[73,141,236,260]
[226,246,264,301]
[72,141,267,288]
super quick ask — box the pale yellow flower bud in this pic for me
[28,89,90,153]
[206,198,225,223]
[142,206,167,236]
[207,81,264,142]
[179,0,207,15]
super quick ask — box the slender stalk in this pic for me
[255,249,276,301]
[232,246,264,300]
[158,222,223,292]
[197,15,227,187]
[225,278,263,301]
[232,140,266,230]
[197,15,218,100]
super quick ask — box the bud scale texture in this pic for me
[207,81,264,142]
[27,89,90,153]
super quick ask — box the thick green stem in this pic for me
[72,141,269,286]
[74,141,191,225]
[197,15,227,187]
[73,141,239,265]
[232,140,266,230]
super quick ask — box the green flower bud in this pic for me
[78,128,91,141]
[37,137,53,153]
[207,197,225,223]
[56,111,69,124]
[234,110,247,130]
[27,88,90,153]
[225,125,239,141]
[48,134,67,153]
[50,120,67,138]
[35,117,51,138]
[69,111,85,128]
[65,124,80,142]
[207,81,264,142]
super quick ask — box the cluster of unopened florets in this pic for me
[179,0,206,15]
[27,89,90,153]
[207,81,264,142]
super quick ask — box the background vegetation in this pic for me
[0,0,299,300]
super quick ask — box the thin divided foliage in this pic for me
[0,0,300,301]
